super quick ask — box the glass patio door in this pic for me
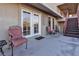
[21,9,41,37]
[32,14,39,35]
[48,17,53,30]
[22,11,31,36]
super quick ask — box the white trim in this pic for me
[51,18,53,30]
[21,9,32,37]
[39,13,41,35]
[32,12,41,36]
[21,9,23,35]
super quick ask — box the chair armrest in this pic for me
[0,40,7,48]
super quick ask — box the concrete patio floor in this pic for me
[0,34,79,56]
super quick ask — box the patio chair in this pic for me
[46,26,53,34]
[8,26,28,56]
[0,40,7,56]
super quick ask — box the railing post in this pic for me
[77,10,79,29]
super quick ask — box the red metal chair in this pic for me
[46,26,53,34]
[8,26,28,56]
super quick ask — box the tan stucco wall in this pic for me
[58,22,64,33]
[17,4,59,36]
[0,3,19,49]
[0,4,19,41]
[0,3,60,49]
[41,13,49,35]
[18,4,49,36]
[42,3,62,16]
[0,4,43,41]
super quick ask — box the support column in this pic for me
[63,18,67,34]
[63,9,69,34]
[77,4,79,29]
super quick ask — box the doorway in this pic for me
[21,9,41,37]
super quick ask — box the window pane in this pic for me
[34,24,38,33]
[48,17,51,26]
[23,11,30,35]
[33,14,39,34]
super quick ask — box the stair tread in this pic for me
[64,18,79,38]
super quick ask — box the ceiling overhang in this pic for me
[57,3,78,16]
[25,3,62,18]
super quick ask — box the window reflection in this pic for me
[33,14,39,34]
[23,11,30,35]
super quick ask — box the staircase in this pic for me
[64,17,79,38]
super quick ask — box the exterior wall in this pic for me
[41,13,49,35]
[54,19,60,32]
[0,3,19,41]
[0,3,19,49]
[0,3,60,48]
[17,4,59,36]
[18,4,49,36]
[57,18,65,33]
[42,3,62,16]
[58,22,64,33]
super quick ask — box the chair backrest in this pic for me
[8,26,22,39]
[47,26,52,32]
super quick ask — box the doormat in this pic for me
[35,36,45,40]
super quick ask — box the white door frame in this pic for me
[32,12,41,36]
[21,9,41,38]
[21,9,32,37]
